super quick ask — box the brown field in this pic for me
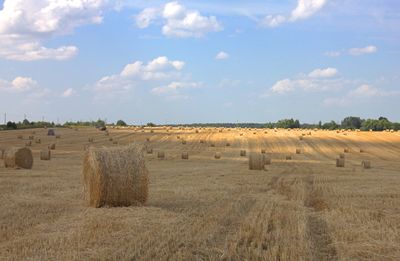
[1,127,400,260]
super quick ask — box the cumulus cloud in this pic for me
[135,1,222,38]
[151,81,201,95]
[215,51,229,60]
[62,88,77,98]
[271,79,294,94]
[349,45,377,56]
[0,0,105,61]
[0,76,37,92]
[308,67,338,78]
[261,0,326,28]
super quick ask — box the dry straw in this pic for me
[336,158,345,167]
[4,147,33,169]
[181,152,189,160]
[40,149,51,160]
[82,143,149,208]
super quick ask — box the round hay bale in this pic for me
[47,129,55,136]
[158,151,165,159]
[299,136,303,141]
[113,141,118,145]
[109,138,113,141]
[28,136,34,140]
[362,160,371,169]
[35,138,41,144]
[181,152,189,160]
[48,143,56,150]
[261,149,266,154]
[339,153,345,159]
[4,147,33,169]
[226,142,230,147]
[249,153,268,170]
[286,155,292,160]
[344,148,349,153]
[195,130,199,133]
[240,150,246,157]
[146,148,153,154]
[240,133,243,136]
[296,149,301,154]
[40,149,51,160]
[182,140,187,145]
[359,149,365,153]
[25,141,32,147]
[177,136,180,139]
[200,140,205,144]
[17,135,23,139]
[210,143,215,147]
[88,138,94,143]
[82,143,149,208]
[56,135,61,139]
[214,152,221,159]
[336,158,345,167]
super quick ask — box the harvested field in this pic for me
[0,127,400,260]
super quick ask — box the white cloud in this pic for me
[271,79,294,94]
[135,1,222,38]
[215,51,229,60]
[308,67,338,78]
[0,76,37,92]
[348,45,377,56]
[151,81,201,95]
[289,0,327,21]
[261,0,326,27]
[324,51,341,57]
[0,0,105,61]
[62,88,76,98]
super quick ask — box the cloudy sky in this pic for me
[0,0,399,124]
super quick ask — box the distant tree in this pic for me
[116,120,127,126]
[318,121,322,129]
[147,122,156,127]
[22,119,30,125]
[341,116,362,129]
[361,118,392,131]
[95,119,105,127]
[6,121,17,129]
[322,121,339,130]
[275,119,300,129]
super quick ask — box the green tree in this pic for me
[6,121,17,129]
[116,120,127,126]
[341,116,362,130]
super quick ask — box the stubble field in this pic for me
[0,127,399,260]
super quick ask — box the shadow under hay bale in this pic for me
[360,149,365,153]
[240,150,246,157]
[362,160,371,169]
[82,143,149,208]
[40,149,51,160]
[336,158,345,167]
[158,151,165,159]
[4,147,33,169]
[181,152,189,160]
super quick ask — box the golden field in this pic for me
[0,127,399,260]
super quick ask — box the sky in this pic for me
[0,0,399,125]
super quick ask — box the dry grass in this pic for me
[0,127,399,260]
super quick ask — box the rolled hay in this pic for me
[210,143,215,147]
[261,149,266,154]
[146,148,153,154]
[82,144,149,208]
[109,138,113,141]
[150,130,154,133]
[195,130,199,133]
[253,132,257,135]
[28,136,34,140]
[362,160,371,169]
[88,138,94,143]
[35,138,41,144]
[296,149,301,154]
[48,143,56,150]
[25,141,32,147]
[182,140,187,145]
[200,140,205,144]
[286,155,292,160]
[240,150,246,157]
[226,142,230,147]
[181,152,189,160]
[344,148,350,153]
[157,151,165,159]
[240,133,243,136]
[4,147,33,169]
[113,141,118,145]
[47,129,55,136]
[339,153,345,159]
[17,135,23,139]
[359,149,365,153]
[214,152,221,159]
[146,138,150,142]
[336,158,345,168]
[177,136,180,139]
[40,149,51,160]
[299,136,303,141]
[56,135,61,139]
[249,153,269,170]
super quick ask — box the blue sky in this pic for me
[0,0,399,124]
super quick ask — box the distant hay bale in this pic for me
[359,149,365,153]
[336,158,345,167]
[240,133,243,136]
[4,147,33,169]
[48,143,56,150]
[40,149,51,160]
[47,129,55,136]
[344,148,349,153]
[253,132,257,135]
[146,138,150,142]
[31,131,36,135]
[25,141,32,147]
[177,136,180,139]
[181,152,189,160]
[157,151,165,159]
[240,150,246,157]
[182,140,186,145]
[195,130,199,133]
[113,141,118,145]
[35,138,41,144]
[339,153,345,159]
[146,148,153,154]
[286,155,292,160]
[261,149,266,154]
[88,138,94,143]
[299,136,303,141]
[296,149,301,154]
[109,138,113,141]
[82,144,149,208]
[214,152,221,159]
[56,135,61,139]
[264,131,268,134]
[362,160,371,169]
[219,130,223,133]
[28,136,34,140]
[226,142,230,147]
[150,130,154,133]
[17,135,23,139]
[249,153,269,170]
[200,140,205,144]
[210,143,215,147]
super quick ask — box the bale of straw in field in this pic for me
[226,142,230,147]
[146,138,150,142]
[25,141,32,147]
[113,141,118,145]
[177,136,180,139]
[240,150,246,157]
[109,138,113,141]
[286,155,292,160]
[88,138,94,143]
[158,151,165,159]
[182,152,189,160]
[362,160,371,169]
[150,130,154,133]
[35,138,41,144]
[182,140,186,145]
[146,148,153,154]
[344,148,349,153]
[336,158,345,167]
[47,129,55,136]
[40,149,51,160]
[200,140,205,144]
[299,136,303,141]
[339,153,345,159]
[4,147,33,169]
[210,143,215,147]
[240,133,243,136]
[31,131,36,135]
[359,149,365,153]
[214,152,221,159]
[249,153,268,170]
[82,143,149,207]
[49,143,56,150]
[296,149,301,154]
[195,130,199,133]
[261,149,266,154]
[17,135,23,139]
[56,135,61,139]
[28,136,34,140]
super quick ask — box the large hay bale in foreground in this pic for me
[336,158,345,167]
[4,147,33,169]
[82,144,149,208]
[40,149,51,160]
[249,153,268,170]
